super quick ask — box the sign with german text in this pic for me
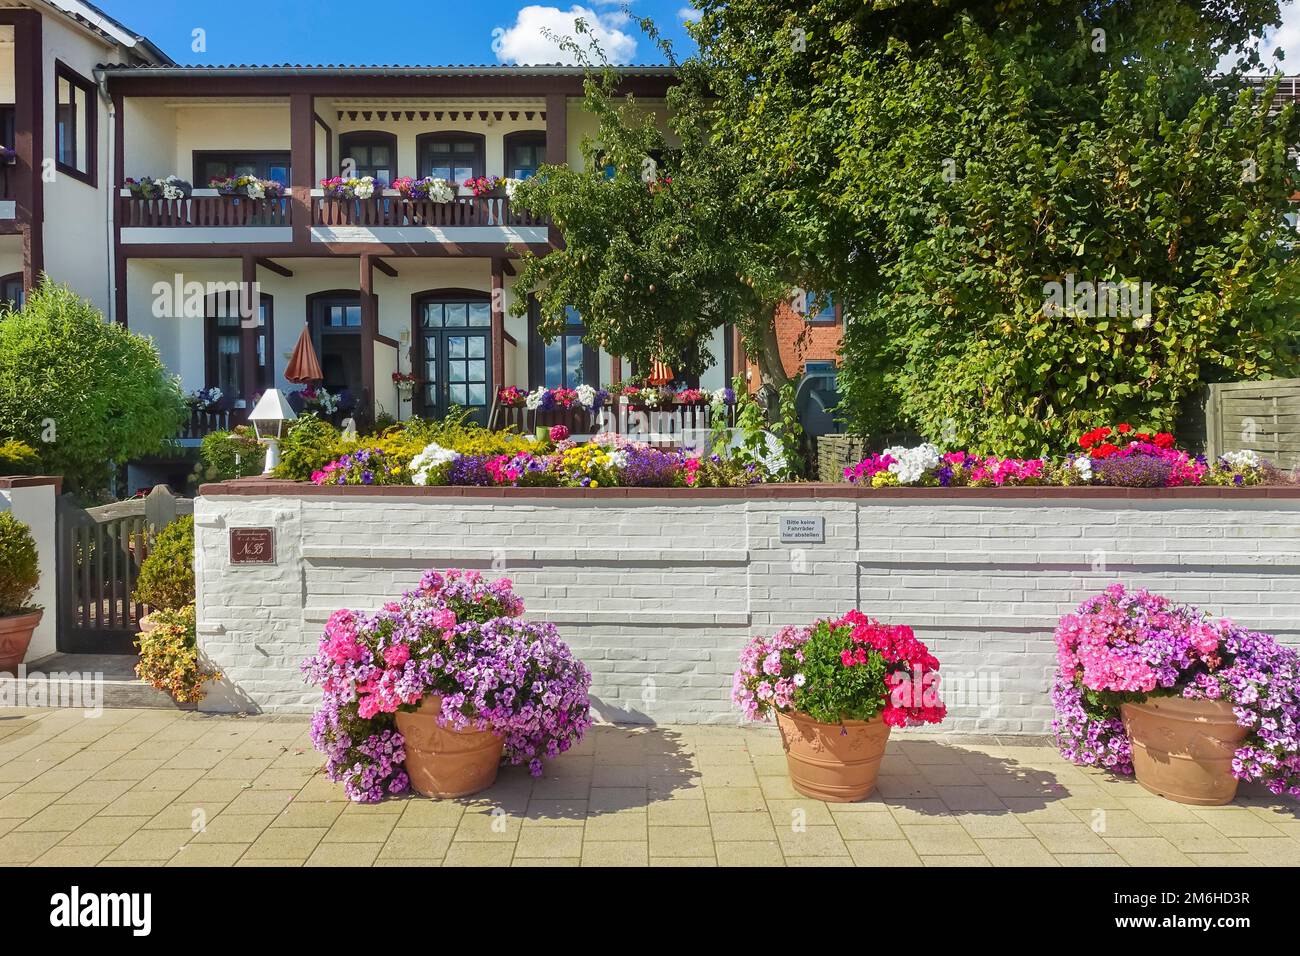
[779,516,825,544]
[229,527,275,566]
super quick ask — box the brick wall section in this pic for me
[745,301,843,383]
[194,482,1300,734]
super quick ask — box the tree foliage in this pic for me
[509,21,802,389]
[685,0,1300,453]
[0,280,187,494]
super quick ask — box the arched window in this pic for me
[204,291,274,400]
[338,131,398,184]
[416,132,485,183]
[529,301,598,389]
[0,273,23,311]
[504,130,547,179]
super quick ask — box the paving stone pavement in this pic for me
[0,707,1296,867]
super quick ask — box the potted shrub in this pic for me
[303,569,591,801]
[733,611,948,801]
[0,512,41,674]
[1052,584,1300,804]
[134,515,194,633]
[134,605,220,705]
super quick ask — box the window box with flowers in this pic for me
[209,175,284,199]
[733,613,947,801]
[125,175,193,200]
[319,176,382,200]
[392,371,418,402]
[391,176,457,203]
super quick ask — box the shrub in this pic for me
[195,427,262,483]
[0,280,187,495]
[133,516,194,611]
[271,415,345,481]
[0,512,40,615]
[0,439,42,476]
[135,605,220,704]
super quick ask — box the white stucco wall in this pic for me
[0,480,59,662]
[193,487,1300,730]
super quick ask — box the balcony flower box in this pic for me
[0,147,16,166]
[125,175,192,199]
[210,175,284,200]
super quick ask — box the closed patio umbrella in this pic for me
[285,324,323,384]
[647,358,675,385]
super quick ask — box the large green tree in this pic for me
[509,24,803,390]
[685,0,1300,453]
[0,280,187,495]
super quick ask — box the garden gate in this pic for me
[55,485,192,654]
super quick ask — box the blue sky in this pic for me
[95,1,700,66]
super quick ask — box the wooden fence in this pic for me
[57,485,193,654]
[1203,378,1300,469]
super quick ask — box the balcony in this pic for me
[308,189,549,246]
[118,189,292,244]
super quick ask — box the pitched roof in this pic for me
[36,0,173,64]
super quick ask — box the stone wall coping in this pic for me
[0,475,63,493]
[197,477,1300,500]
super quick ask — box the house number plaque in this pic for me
[229,528,276,566]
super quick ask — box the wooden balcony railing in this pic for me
[311,192,545,229]
[118,190,291,228]
[179,405,245,440]
[491,400,735,448]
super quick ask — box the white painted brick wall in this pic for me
[194,492,1300,733]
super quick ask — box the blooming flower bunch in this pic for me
[1051,584,1300,794]
[523,385,608,412]
[320,176,381,200]
[462,175,503,196]
[302,569,591,799]
[210,175,283,199]
[391,176,456,202]
[711,387,737,406]
[409,441,459,486]
[1078,424,1175,459]
[294,385,341,415]
[674,388,708,405]
[549,424,570,442]
[126,175,193,200]
[187,385,223,409]
[310,447,402,486]
[484,452,557,487]
[503,177,525,200]
[616,445,685,487]
[621,384,673,408]
[497,385,528,407]
[554,443,625,488]
[733,611,947,726]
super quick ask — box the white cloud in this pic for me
[1218,0,1300,72]
[493,5,638,65]
[679,6,701,21]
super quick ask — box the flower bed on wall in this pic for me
[844,425,1294,489]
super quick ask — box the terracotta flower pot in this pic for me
[775,710,891,802]
[0,609,42,675]
[395,695,504,798]
[1121,697,1249,806]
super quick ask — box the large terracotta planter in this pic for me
[395,695,504,798]
[775,710,891,802]
[0,609,42,675]
[1121,697,1249,806]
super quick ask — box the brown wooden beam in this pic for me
[255,257,293,278]
[290,93,315,247]
[360,254,377,421]
[240,255,259,404]
[8,10,42,290]
[544,92,567,166]
[500,259,516,277]
[490,258,506,392]
[372,257,398,278]
[113,89,126,326]
[105,75,673,100]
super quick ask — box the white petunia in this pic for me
[410,441,459,486]
[525,386,547,410]
[354,177,376,200]
[1222,449,1261,470]
[1073,456,1093,482]
[882,443,940,485]
[245,180,265,200]
[427,178,456,203]
[575,383,597,409]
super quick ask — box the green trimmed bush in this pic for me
[195,427,263,484]
[133,515,194,611]
[0,440,42,476]
[0,512,40,615]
